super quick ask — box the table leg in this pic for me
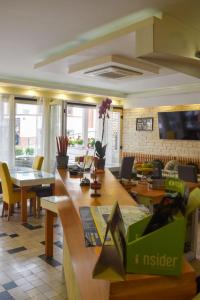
[45,209,56,257]
[51,183,55,195]
[21,187,28,223]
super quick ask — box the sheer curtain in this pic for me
[36,97,51,171]
[49,102,62,170]
[0,94,15,167]
[95,106,121,167]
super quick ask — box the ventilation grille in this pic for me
[84,65,143,79]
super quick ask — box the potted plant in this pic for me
[56,136,69,168]
[95,97,112,170]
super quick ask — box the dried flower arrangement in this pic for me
[56,136,69,156]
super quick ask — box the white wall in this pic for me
[125,91,200,109]
[123,91,200,158]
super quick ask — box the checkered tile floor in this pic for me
[0,204,67,300]
[1,204,200,300]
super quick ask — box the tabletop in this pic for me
[10,167,55,187]
[130,180,200,205]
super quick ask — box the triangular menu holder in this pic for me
[93,202,126,281]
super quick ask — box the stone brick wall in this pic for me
[123,104,200,158]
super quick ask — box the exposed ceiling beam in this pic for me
[68,55,160,75]
[136,13,200,78]
[34,9,162,69]
[0,75,127,98]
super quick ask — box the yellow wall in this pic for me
[0,85,123,106]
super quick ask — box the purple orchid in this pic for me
[99,98,112,119]
[98,97,112,142]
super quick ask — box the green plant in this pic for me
[95,141,106,159]
[56,136,69,156]
[25,147,34,155]
[88,138,95,148]
[69,138,76,146]
[15,147,24,156]
[76,139,83,145]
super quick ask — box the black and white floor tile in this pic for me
[0,204,67,300]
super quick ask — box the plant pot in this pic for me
[94,157,105,170]
[56,155,69,169]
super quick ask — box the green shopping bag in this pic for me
[126,214,186,276]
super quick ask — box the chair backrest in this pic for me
[32,156,44,170]
[0,162,14,204]
[165,177,186,197]
[178,165,198,183]
[186,188,200,217]
[84,155,94,169]
[119,157,134,180]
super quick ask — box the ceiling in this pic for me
[0,0,200,98]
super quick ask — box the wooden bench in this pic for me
[123,152,200,169]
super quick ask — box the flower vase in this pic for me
[94,157,105,171]
[56,155,69,169]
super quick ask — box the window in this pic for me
[15,101,38,167]
[66,104,96,164]
[104,109,122,167]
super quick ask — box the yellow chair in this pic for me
[31,156,44,216]
[32,156,44,170]
[0,162,36,221]
[75,155,94,169]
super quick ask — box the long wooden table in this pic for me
[51,169,196,300]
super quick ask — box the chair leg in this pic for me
[29,199,32,215]
[10,204,14,215]
[1,202,5,217]
[32,198,37,217]
[37,197,41,217]
[1,202,8,218]
[7,205,11,221]
[29,198,37,217]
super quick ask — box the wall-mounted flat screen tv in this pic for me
[158,110,200,140]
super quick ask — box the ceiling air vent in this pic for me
[84,65,143,79]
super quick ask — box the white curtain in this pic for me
[95,106,112,166]
[95,106,122,167]
[49,102,62,170]
[0,94,15,167]
[36,97,51,172]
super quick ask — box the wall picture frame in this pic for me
[136,117,153,131]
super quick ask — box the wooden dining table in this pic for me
[9,167,55,223]
[130,180,200,206]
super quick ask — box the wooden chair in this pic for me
[117,157,135,192]
[75,155,94,170]
[119,156,134,180]
[178,165,198,183]
[0,162,36,220]
[31,156,53,216]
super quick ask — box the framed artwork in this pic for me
[136,117,153,131]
